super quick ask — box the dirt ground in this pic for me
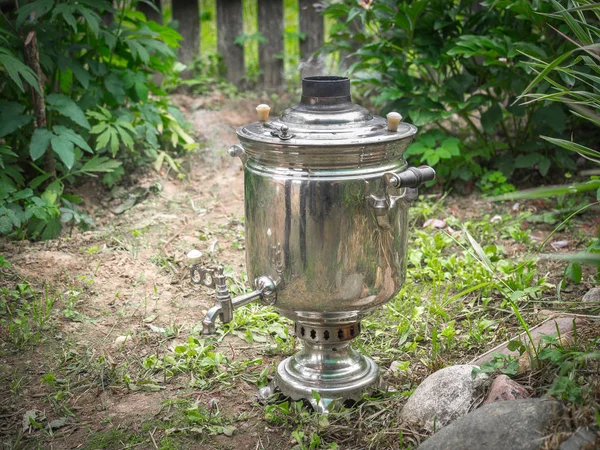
[0,96,598,450]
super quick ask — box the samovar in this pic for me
[187,76,434,411]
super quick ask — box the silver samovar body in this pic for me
[188,77,434,411]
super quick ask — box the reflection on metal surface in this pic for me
[188,76,435,411]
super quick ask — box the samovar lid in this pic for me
[237,76,416,148]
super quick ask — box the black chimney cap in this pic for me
[302,76,350,98]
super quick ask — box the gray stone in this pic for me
[400,365,489,432]
[582,287,600,303]
[418,398,562,450]
[559,427,598,450]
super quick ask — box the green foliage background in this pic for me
[0,0,196,240]
[324,0,599,189]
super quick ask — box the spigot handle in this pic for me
[187,250,278,334]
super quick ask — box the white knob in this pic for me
[386,112,403,132]
[256,104,271,122]
[187,250,203,265]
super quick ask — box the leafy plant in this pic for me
[478,170,516,197]
[493,0,600,284]
[323,0,589,186]
[404,129,462,175]
[0,0,196,240]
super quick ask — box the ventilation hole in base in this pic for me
[301,327,305,337]
[332,347,337,352]
[323,330,330,340]
[337,329,344,340]
[350,326,355,337]
[310,329,317,340]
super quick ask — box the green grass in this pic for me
[0,270,57,350]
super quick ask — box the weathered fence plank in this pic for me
[257,0,284,89]
[172,0,200,64]
[216,0,245,84]
[298,0,324,77]
[138,0,162,24]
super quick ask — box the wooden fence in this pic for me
[140,0,326,89]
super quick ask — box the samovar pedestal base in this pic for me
[266,321,381,412]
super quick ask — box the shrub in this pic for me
[0,0,196,240]
[493,0,600,284]
[324,0,590,186]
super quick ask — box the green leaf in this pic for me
[481,103,502,133]
[134,81,149,102]
[0,215,13,234]
[104,73,126,103]
[541,136,600,163]
[51,133,75,169]
[96,129,111,150]
[441,138,461,157]
[514,152,541,169]
[109,128,119,155]
[46,94,91,130]
[0,102,33,138]
[52,125,92,153]
[565,262,582,283]
[531,104,566,133]
[30,128,53,160]
[16,0,54,28]
[80,156,122,174]
[425,152,440,166]
[116,125,134,150]
[518,50,573,99]
[489,179,600,201]
[29,173,52,189]
[68,61,90,89]
[41,217,62,240]
[0,48,40,94]
[90,123,109,134]
[538,156,551,176]
[77,5,100,37]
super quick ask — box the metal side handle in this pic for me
[228,144,247,164]
[383,166,436,189]
[366,166,436,221]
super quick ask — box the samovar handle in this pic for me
[228,144,247,164]
[383,166,436,189]
[186,250,277,335]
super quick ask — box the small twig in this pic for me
[162,219,189,253]
[149,427,159,450]
[101,322,118,344]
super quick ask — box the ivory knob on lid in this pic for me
[187,250,203,265]
[256,104,271,122]
[386,112,403,132]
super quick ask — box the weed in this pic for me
[0,275,56,349]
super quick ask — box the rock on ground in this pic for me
[400,365,489,432]
[484,374,530,404]
[582,287,600,303]
[417,398,562,450]
[559,428,598,450]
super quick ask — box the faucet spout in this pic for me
[198,275,278,335]
[202,304,222,335]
